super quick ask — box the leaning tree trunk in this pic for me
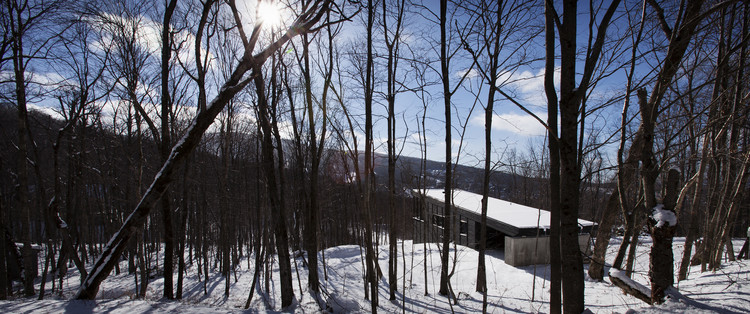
[74,63,252,299]
[73,2,332,299]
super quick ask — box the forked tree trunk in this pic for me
[543,2,561,311]
[591,0,707,284]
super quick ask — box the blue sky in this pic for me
[19,0,634,172]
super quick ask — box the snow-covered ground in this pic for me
[1,237,748,313]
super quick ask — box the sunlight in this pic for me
[256,1,283,28]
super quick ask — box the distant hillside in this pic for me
[352,151,546,209]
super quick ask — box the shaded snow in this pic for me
[1,238,749,313]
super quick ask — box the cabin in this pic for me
[412,189,596,266]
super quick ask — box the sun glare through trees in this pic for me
[0,0,748,313]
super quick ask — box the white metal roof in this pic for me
[420,188,596,230]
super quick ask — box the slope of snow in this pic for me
[0,238,748,313]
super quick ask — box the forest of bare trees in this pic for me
[0,0,748,312]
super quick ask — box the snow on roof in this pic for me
[420,189,596,230]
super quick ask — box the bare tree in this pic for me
[159,0,179,299]
[74,0,336,300]
[39,18,111,298]
[544,0,622,311]
[432,0,476,297]
[457,2,535,310]
[380,0,406,301]
[3,0,66,297]
[363,0,379,310]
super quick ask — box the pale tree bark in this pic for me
[700,2,749,271]
[678,134,708,281]
[637,88,668,304]
[637,0,707,285]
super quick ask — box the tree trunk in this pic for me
[363,0,379,311]
[475,4,502,307]
[10,8,35,295]
[0,174,8,299]
[160,0,179,299]
[679,134,710,281]
[649,169,679,304]
[138,233,148,298]
[382,0,405,301]
[558,0,584,311]
[543,1,561,311]
[438,0,452,297]
[73,3,331,298]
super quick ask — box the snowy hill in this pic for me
[1,238,748,313]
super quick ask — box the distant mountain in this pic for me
[353,152,535,205]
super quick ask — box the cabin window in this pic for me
[459,219,468,235]
[413,202,424,221]
[432,214,445,228]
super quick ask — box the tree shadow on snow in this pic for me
[63,300,96,314]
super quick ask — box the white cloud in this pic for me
[472,112,548,137]
[456,68,479,79]
[496,67,560,108]
[99,13,162,54]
